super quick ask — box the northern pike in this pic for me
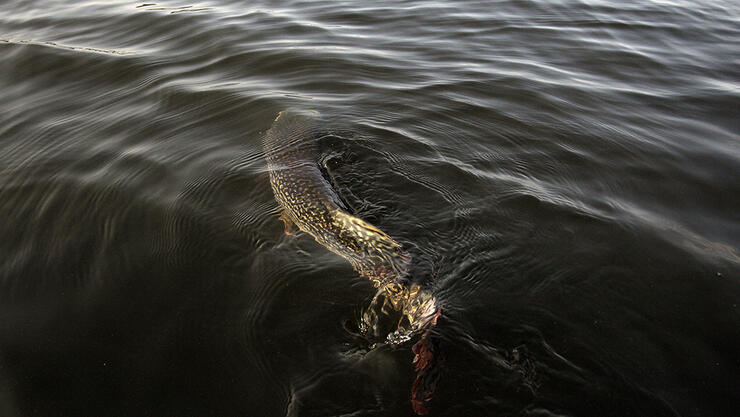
[263,109,438,339]
[263,109,441,415]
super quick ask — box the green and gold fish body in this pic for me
[263,110,437,340]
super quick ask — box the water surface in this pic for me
[1,1,738,416]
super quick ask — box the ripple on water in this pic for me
[1,0,739,416]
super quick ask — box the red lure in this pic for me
[411,308,442,415]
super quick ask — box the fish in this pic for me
[262,109,438,339]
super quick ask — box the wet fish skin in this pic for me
[263,109,411,289]
[263,109,442,415]
[263,110,438,337]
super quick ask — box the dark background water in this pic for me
[1,1,739,416]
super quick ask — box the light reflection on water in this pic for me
[0,0,738,416]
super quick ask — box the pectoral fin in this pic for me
[280,211,297,236]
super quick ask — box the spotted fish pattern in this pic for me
[263,110,441,415]
[263,110,438,338]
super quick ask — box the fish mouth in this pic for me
[387,285,440,345]
[406,292,440,331]
[358,281,440,345]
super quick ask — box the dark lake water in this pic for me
[1,1,739,416]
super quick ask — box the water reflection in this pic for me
[0,0,738,416]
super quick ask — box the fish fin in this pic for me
[335,210,402,251]
[280,211,297,236]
